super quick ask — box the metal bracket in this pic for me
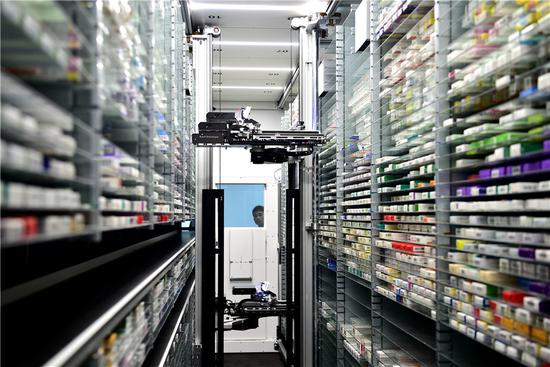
[201,25,221,37]
[290,13,327,33]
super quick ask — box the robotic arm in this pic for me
[192,107,325,164]
[223,282,290,331]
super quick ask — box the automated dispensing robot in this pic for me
[191,13,327,367]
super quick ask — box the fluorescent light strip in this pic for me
[212,41,298,47]
[189,1,326,12]
[212,66,293,72]
[212,86,284,90]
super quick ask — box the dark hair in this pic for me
[252,205,264,213]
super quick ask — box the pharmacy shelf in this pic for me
[372,321,437,367]
[0,1,84,81]
[371,3,439,365]
[317,25,348,365]
[374,0,433,41]
[439,3,550,366]
[314,2,550,367]
[2,231,194,367]
[2,224,186,302]
[1,228,97,248]
[142,280,195,367]
[1,1,195,247]
[1,3,196,367]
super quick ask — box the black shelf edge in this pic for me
[1,234,196,367]
[1,231,184,306]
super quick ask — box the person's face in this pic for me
[253,209,264,227]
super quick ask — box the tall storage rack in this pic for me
[183,43,196,220]
[315,1,550,366]
[1,1,196,366]
[318,35,339,367]
[341,11,374,366]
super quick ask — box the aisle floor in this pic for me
[224,353,284,367]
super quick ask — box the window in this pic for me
[217,184,265,227]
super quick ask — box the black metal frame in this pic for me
[200,189,225,366]
[278,162,301,366]
[201,168,302,366]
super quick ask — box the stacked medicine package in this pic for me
[443,1,550,365]
[374,7,438,320]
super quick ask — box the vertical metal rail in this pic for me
[278,111,290,359]
[174,15,185,219]
[313,143,320,367]
[200,189,224,366]
[295,15,324,366]
[193,32,214,361]
[71,1,101,241]
[216,190,225,365]
[334,23,346,367]
[278,161,288,359]
[146,1,155,228]
[293,185,302,367]
[369,1,383,362]
[183,41,187,221]
[285,163,297,367]
[434,1,452,366]
[169,2,177,221]
[183,42,192,220]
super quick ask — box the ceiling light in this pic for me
[212,41,298,47]
[212,86,284,90]
[212,66,293,72]
[189,1,327,13]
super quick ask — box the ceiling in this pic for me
[189,0,329,104]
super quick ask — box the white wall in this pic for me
[213,106,283,352]
[211,105,283,185]
[218,102,283,130]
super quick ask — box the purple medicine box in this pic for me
[529,281,548,295]
[456,187,471,196]
[491,167,506,178]
[544,140,550,151]
[542,159,550,170]
[518,247,536,259]
[506,164,522,176]
[522,161,541,173]
[479,169,491,179]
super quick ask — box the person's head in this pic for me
[252,205,264,227]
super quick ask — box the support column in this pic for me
[192,27,217,364]
[292,13,326,367]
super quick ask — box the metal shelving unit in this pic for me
[341,13,373,366]
[438,1,550,366]
[316,1,550,366]
[318,33,339,366]
[1,1,196,366]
